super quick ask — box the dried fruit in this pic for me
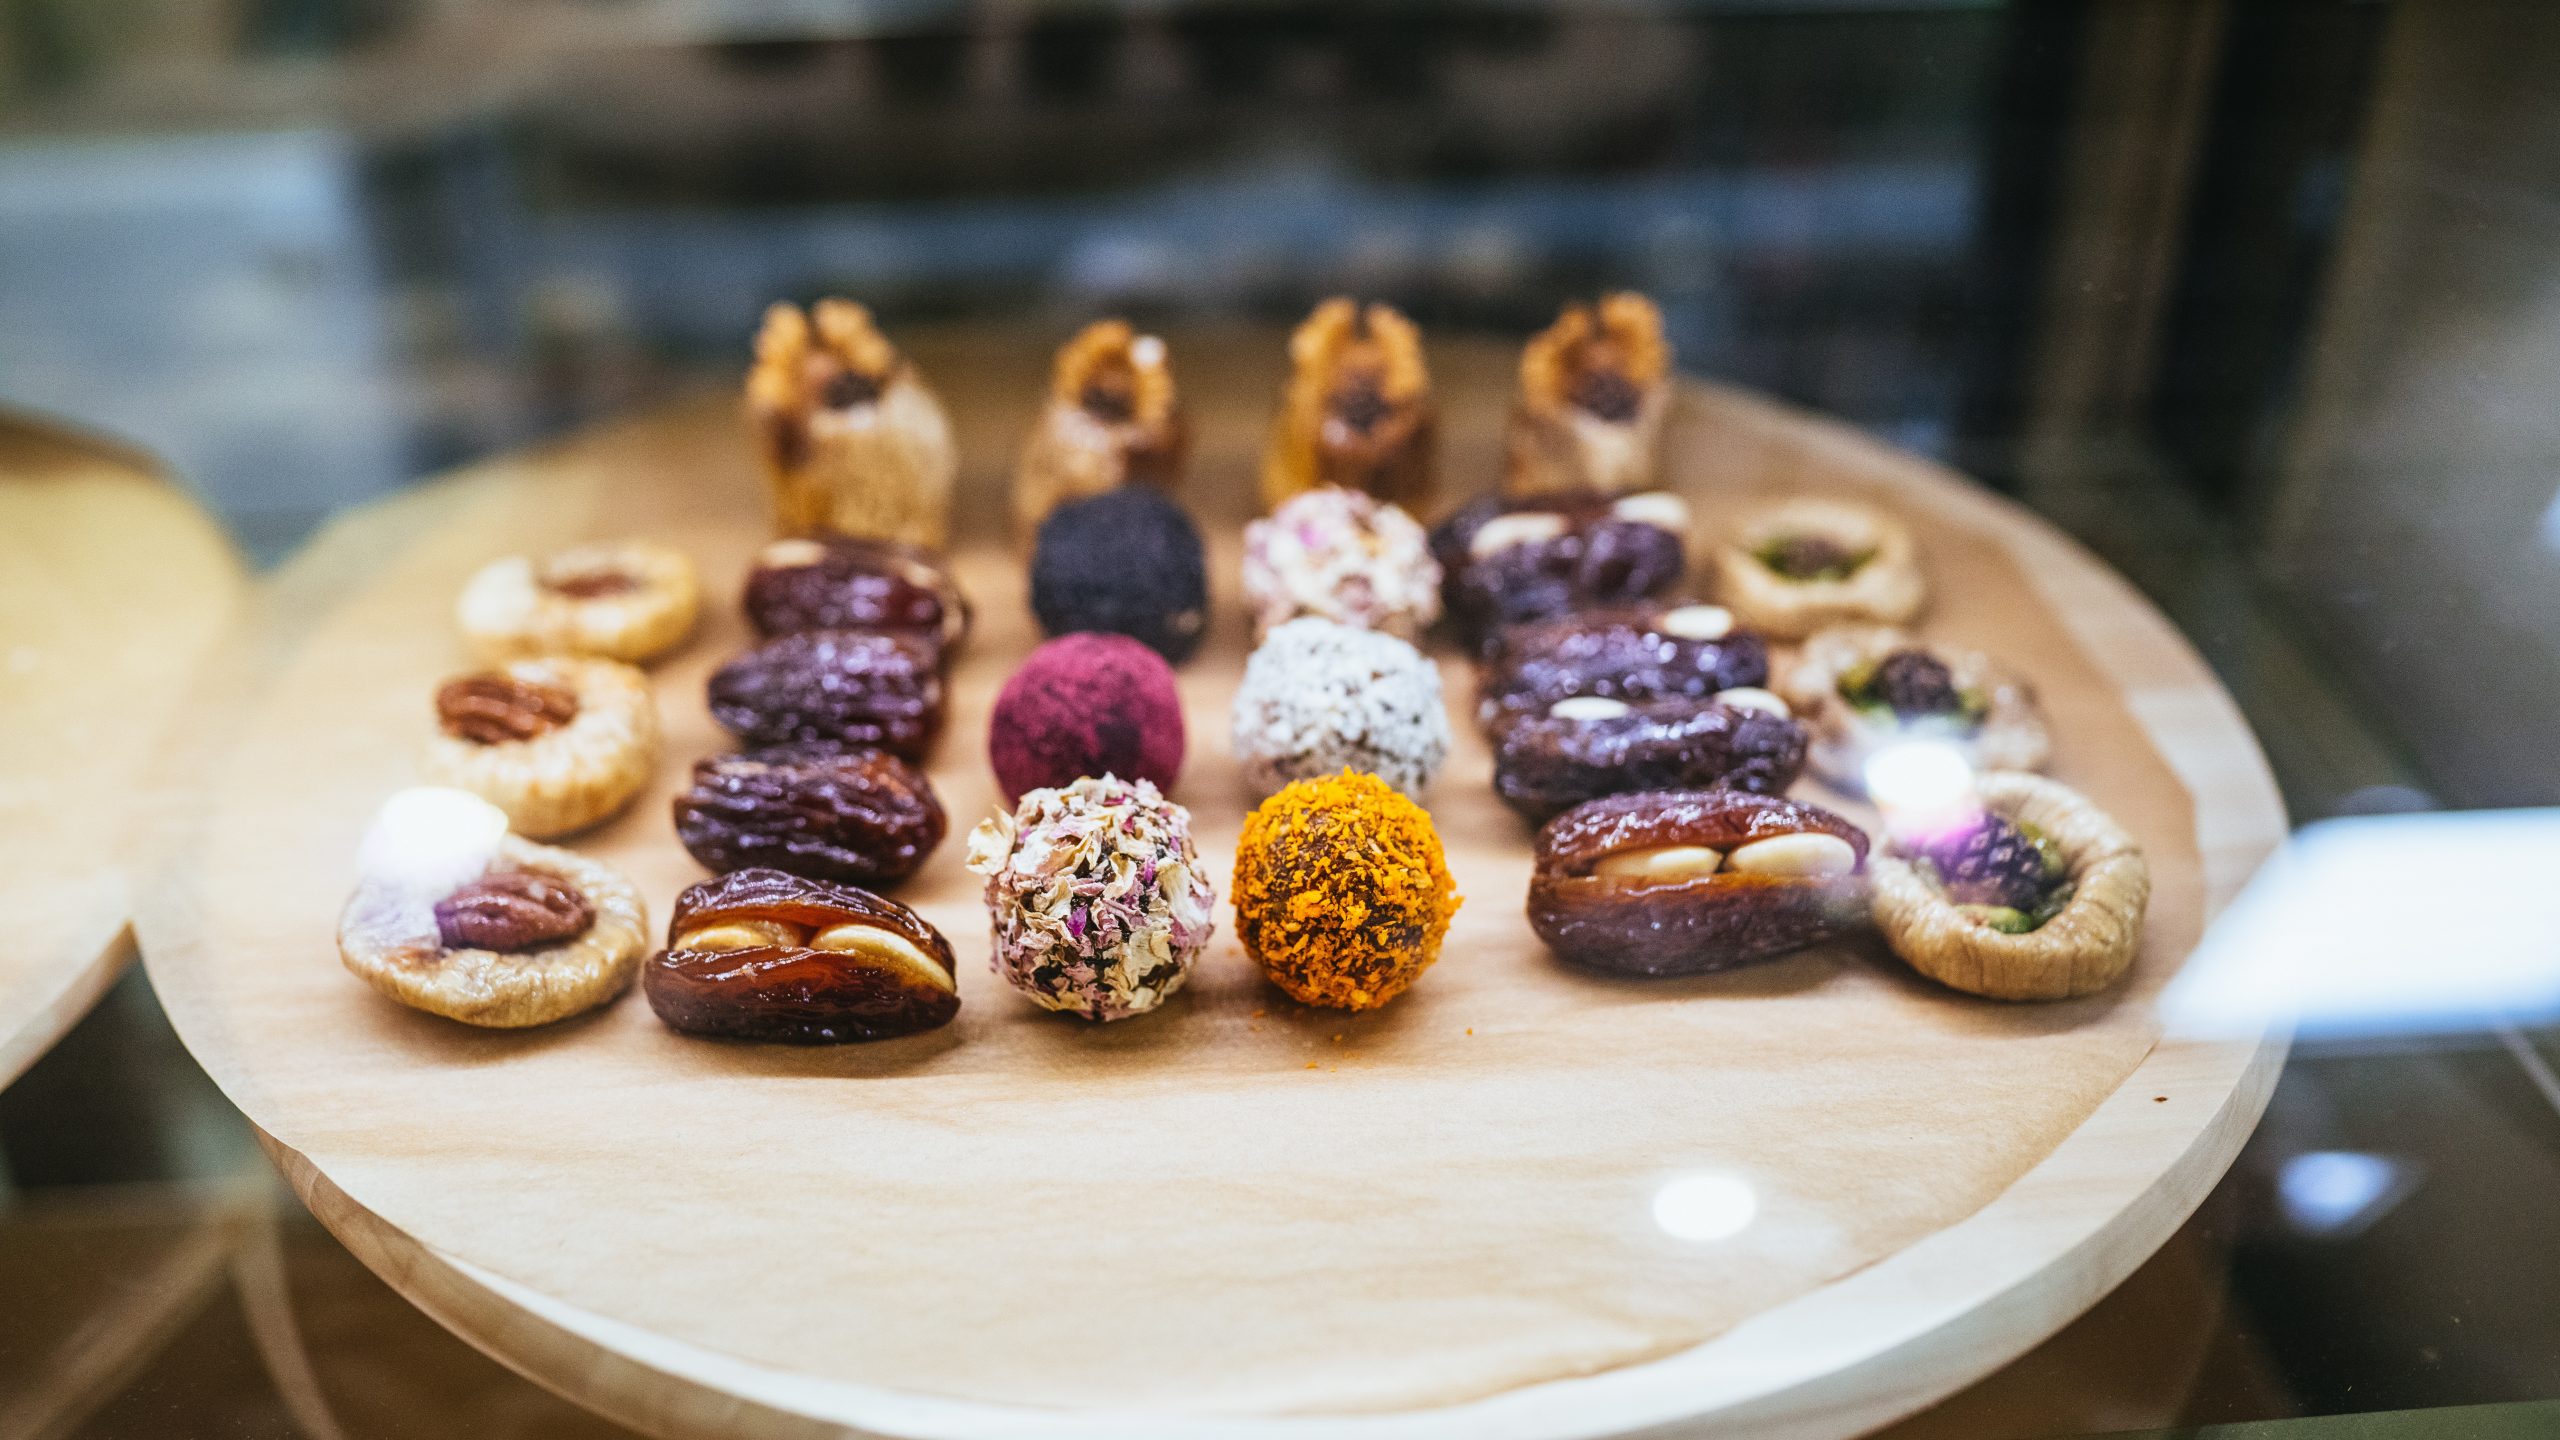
[646,868,960,1042]
[1492,695,1806,823]
[433,870,596,952]
[707,630,943,759]
[1868,648,1963,718]
[675,749,945,886]
[1476,603,1768,730]
[1014,319,1187,533]
[1262,298,1437,511]
[742,535,970,659]
[436,673,578,744]
[1505,292,1672,497]
[1529,789,1870,976]
[1714,497,1926,641]
[455,539,701,665]
[1908,811,2064,914]
[747,298,957,548]
[1430,490,1688,651]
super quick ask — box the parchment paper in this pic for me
[142,362,2206,1417]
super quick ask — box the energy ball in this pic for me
[988,633,1185,802]
[966,776,1217,1021]
[1241,486,1443,641]
[1233,770,1461,1010]
[1030,488,1209,663]
[1230,617,1451,798]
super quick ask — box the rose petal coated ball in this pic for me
[966,776,1217,1020]
[988,633,1185,802]
[1233,770,1461,1010]
[1241,486,1443,641]
[1229,616,1451,798]
[1029,488,1210,663]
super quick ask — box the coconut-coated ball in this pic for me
[988,633,1186,802]
[1029,488,1209,662]
[1229,617,1450,798]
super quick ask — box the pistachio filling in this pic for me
[1756,532,1874,583]
[1908,813,2073,933]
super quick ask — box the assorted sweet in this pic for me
[1529,789,1870,976]
[742,535,970,663]
[1504,293,1673,499]
[965,776,1217,1021]
[1783,624,2051,792]
[645,867,960,1042]
[336,788,649,1028]
[1014,320,1187,535]
[674,748,944,887]
[1233,771,1461,1010]
[456,540,700,665]
[1230,617,1450,799]
[421,657,660,840]
[1240,486,1442,642]
[988,633,1184,803]
[747,298,957,549]
[1430,489,1690,652]
[1261,298,1437,512]
[1493,693,1804,824]
[707,630,943,760]
[1029,488,1210,663]
[1714,496,1926,641]
[1476,601,1771,733]
[1869,771,2148,1000]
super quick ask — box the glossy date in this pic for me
[644,867,959,1043]
[1491,695,1806,823]
[674,748,945,886]
[742,536,969,660]
[707,630,943,759]
[1476,603,1768,730]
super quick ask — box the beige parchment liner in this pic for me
[139,372,2205,1419]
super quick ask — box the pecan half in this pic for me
[434,869,597,953]
[436,674,579,744]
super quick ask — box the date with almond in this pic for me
[1529,789,1870,976]
[644,867,959,1042]
[1492,693,1805,823]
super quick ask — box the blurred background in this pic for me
[5,1,2560,1436]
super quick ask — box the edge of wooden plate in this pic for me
[225,380,2288,1440]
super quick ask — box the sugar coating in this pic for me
[987,633,1184,802]
[1241,486,1443,641]
[1228,617,1451,798]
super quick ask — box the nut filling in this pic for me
[436,674,579,744]
[1477,603,1769,730]
[1430,490,1690,652]
[1529,789,1872,976]
[433,870,595,952]
[645,867,960,1043]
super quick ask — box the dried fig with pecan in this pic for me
[1530,789,1870,976]
[707,630,943,760]
[645,867,959,1042]
[1492,694,1806,824]
[455,539,700,664]
[741,535,970,661]
[1477,601,1769,731]
[420,657,660,839]
[1430,490,1689,652]
[674,748,945,886]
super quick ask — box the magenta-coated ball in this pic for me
[989,633,1186,802]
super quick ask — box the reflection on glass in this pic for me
[1651,1172,1757,1243]
[1863,738,1975,843]
[2277,1151,2420,1240]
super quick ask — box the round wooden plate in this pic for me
[136,331,2284,1439]
[0,411,241,1088]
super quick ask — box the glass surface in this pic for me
[4,1,2558,1436]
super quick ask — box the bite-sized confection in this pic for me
[1504,293,1673,499]
[456,539,699,665]
[1714,496,1926,641]
[1241,486,1442,642]
[707,630,943,760]
[1782,624,2050,792]
[747,298,957,549]
[965,776,1216,1021]
[1014,320,1187,535]
[1529,789,1870,976]
[742,535,969,662]
[988,633,1185,802]
[1233,770,1461,1010]
[1430,489,1690,652]
[421,656,660,839]
[1261,298,1437,512]
[337,788,649,1028]
[1492,692,1805,824]
[1869,771,2148,1001]
[1476,601,1769,733]
[1230,617,1451,799]
[675,748,944,887]
[646,867,959,1042]
[1029,488,1209,663]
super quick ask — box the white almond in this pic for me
[1611,492,1692,531]
[675,919,800,952]
[1468,512,1569,559]
[811,924,956,994]
[1726,832,1857,878]
[757,537,829,569]
[1656,603,1733,641]
[1548,695,1632,722]
[1593,844,1724,881]
[1714,686,1790,717]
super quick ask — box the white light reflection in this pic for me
[2278,1151,2418,1239]
[1862,740,1976,842]
[1651,1172,1758,1243]
[2162,808,2560,1039]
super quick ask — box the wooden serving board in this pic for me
[0,412,241,1089]
[134,330,2284,1439]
